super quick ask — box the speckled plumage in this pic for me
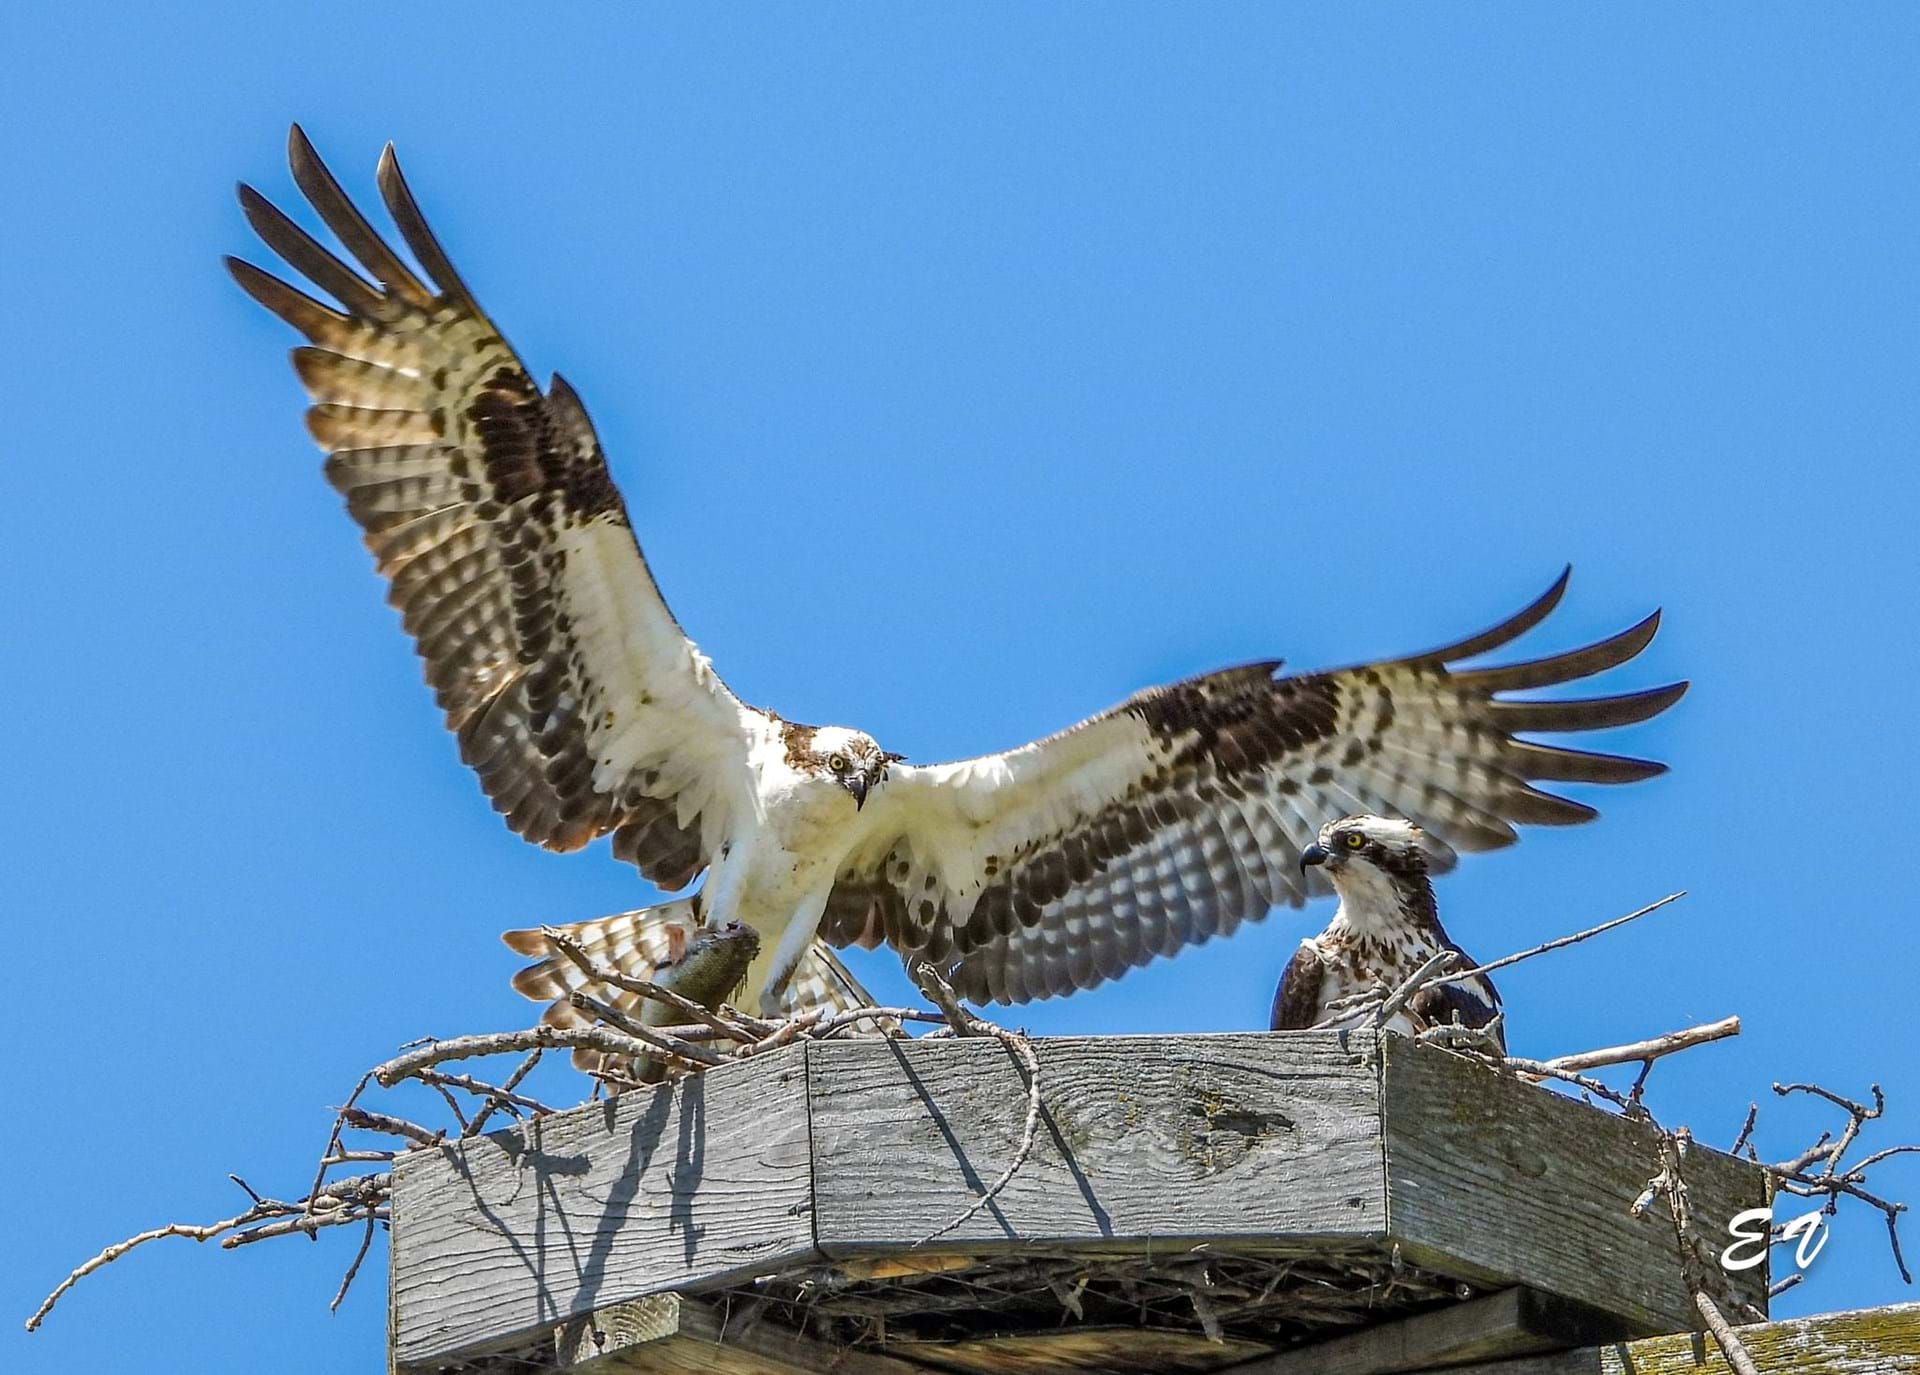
[235,128,1685,1018]
[1270,816,1504,1048]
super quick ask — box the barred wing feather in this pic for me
[830,570,1684,1004]
[230,126,755,889]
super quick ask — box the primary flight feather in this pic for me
[231,127,1686,1015]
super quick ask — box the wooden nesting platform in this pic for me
[385,1030,1767,1375]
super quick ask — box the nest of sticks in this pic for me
[24,890,1919,1375]
[716,1246,1466,1354]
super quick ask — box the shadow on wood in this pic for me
[387,1030,1768,1374]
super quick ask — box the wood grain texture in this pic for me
[1219,1286,1628,1375]
[1429,1301,1920,1375]
[390,1030,1778,1371]
[553,1293,932,1374]
[390,1046,818,1371]
[807,1032,1388,1253]
[1379,1037,1769,1334]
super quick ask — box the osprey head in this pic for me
[788,724,904,810]
[1299,815,1430,884]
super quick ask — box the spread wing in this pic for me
[230,127,758,888]
[826,569,1683,1004]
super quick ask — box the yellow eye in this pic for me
[1343,832,1367,851]
[828,754,850,774]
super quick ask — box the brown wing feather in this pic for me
[1269,943,1328,1031]
[232,127,755,886]
[1409,976,1506,1051]
[835,570,1683,1004]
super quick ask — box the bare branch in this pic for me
[25,1172,392,1331]
[1433,891,1687,988]
[1694,1292,1762,1375]
[565,991,722,1069]
[412,1066,555,1121]
[329,1212,379,1313]
[303,1071,372,1231]
[909,959,982,1037]
[539,925,763,1043]
[737,1011,820,1058]
[1371,949,1458,1030]
[27,1207,283,1332]
[341,1106,444,1150]
[915,1026,1044,1246]
[1539,1017,1740,1074]
[372,1026,698,1087]
[461,1051,545,1139]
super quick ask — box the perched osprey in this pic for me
[1270,815,1504,1048]
[231,128,1685,1018]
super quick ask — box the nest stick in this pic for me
[1540,1017,1741,1073]
[915,1026,1044,1246]
[540,924,763,1043]
[373,1026,697,1087]
[1433,891,1686,988]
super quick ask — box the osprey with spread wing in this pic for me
[232,128,1685,1020]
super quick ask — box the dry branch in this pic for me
[1763,1081,1913,1284]
[372,1025,688,1086]
[1539,1016,1742,1073]
[538,923,766,1043]
[30,882,1916,1350]
[1433,890,1688,987]
[24,1172,391,1333]
[913,1023,1044,1247]
[565,990,722,1067]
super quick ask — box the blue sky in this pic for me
[7,5,1917,1370]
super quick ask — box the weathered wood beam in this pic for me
[1217,1287,1628,1375]
[551,1293,931,1374]
[1419,1300,1920,1375]
[389,1045,819,1371]
[1380,1037,1766,1333]
[807,1032,1389,1253]
[387,1032,1770,1370]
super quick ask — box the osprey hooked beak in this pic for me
[847,775,869,810]
[1299,843,1328,873]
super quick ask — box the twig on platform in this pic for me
[566,991,723,1069]
[1371,949,1459,1029]
[1431,891,1687,988]
[412,1066,555,1123]
[540,924,765,1043]
[372,1026,696,1087]
[915,1024,1044,1247]
[341,1106,444,1149]
[1539,1017,1742,1075]
[738,1011,821,1058]
[909,959,983,1038]
[462,1051,545,1138]
[814,1006,946,1037]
